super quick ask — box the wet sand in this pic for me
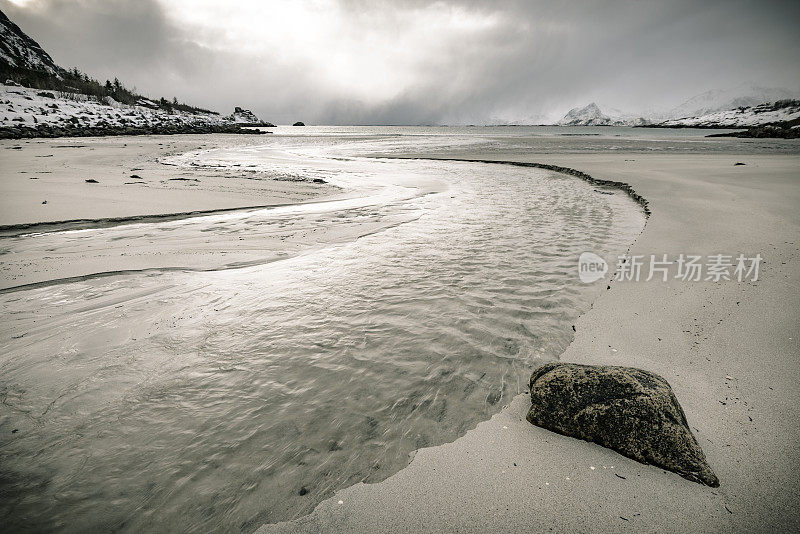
[0,135,339,228]
[0,136,349,290]
[258,153,800,533]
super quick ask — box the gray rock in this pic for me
[527,362,719,486]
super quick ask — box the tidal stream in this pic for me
[0,137,645,532]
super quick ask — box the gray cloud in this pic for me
[3,0,799,124]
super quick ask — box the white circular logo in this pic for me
[578,252,608,283]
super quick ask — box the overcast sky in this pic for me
[3,0,799,124]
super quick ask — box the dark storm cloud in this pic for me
[2,0,799,124]
[2,0,221,96]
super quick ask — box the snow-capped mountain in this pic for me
[556,84,800,127]
[557,103,613,126]
[666,84,798,121]
[0,9,60,75]
[556,103,650,126]
[659,99,800,128]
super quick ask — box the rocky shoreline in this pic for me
[640,122,800,138]
[0,123,268,139]
[706,121,800,139]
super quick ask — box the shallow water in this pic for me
[0,136,645,532]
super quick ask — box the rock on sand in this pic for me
[527,362,719,487]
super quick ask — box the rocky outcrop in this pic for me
[293,121,305,126]
[227,106,275,127]
[527,362,719,487]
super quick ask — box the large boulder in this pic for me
[527,362,719,486]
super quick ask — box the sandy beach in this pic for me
[258,152,800,533]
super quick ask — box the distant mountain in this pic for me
[659,99,800,128]
[556,84,800,127]
[666,84,798,121]
[557,103,650,126]
[557,103,612,125]
[0,9,61,75]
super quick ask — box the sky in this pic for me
[2,0,799,124]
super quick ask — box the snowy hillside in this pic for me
[659,99,800,127]
[0,9,60,74]
[0,8,274,138]
[667,84,798,120]
[0,84,272,138]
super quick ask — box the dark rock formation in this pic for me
[227,107,275,127]
[527,362,719,486]
[706,119,800,139]
[0,123,268,139]
[293,121,305,126]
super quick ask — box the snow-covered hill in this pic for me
[0,9,60,75]
[667,84,798,120]
[659,99,800,127]
[0,84,271,138]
